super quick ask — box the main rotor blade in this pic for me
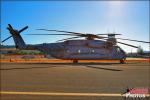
[96,37,138,48]
[56,36,81,42]
[37,29,83,35]
[117,41,138,48]
[26,34,75,35]
[115,38,150,43]
[2,36,12,43]
[96,35,150,43]
[97,33,121,35]
[18,26,28,33]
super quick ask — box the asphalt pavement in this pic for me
[0,62,149,100]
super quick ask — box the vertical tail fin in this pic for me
[2,24,28,49]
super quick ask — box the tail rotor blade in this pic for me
[3,24,28,43]
[18,26,28,33]
[8,24,13,29]
[2,36,12,43]
[2,24,14,43]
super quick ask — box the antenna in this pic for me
[113,28,116,34]
[107,29,109,34]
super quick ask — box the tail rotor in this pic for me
[1,24,28,49]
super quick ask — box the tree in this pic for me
[137,46,144,55]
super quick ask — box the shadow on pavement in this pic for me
[1,63,123,71]
[85,65,123,71]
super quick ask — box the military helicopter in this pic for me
[2,24,150,63]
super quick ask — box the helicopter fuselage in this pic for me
[33,40,126,60]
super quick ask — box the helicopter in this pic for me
[2,24,150,63]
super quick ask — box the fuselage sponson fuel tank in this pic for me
[35,40,126,60]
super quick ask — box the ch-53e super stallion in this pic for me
[2,24,150,63]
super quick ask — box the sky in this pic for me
[1,1,149,53]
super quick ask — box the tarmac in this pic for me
[0,62,150,100]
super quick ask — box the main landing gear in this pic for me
[73,60,78,64]
[120,59,126,64]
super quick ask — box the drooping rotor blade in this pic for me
[18,26,28,33]
[97,33,121,35]
[26,34,75,35]
[96,37,140,48]
[2,36,12,43]
[36,29,108,39]
[117,41,138,48]
[37,29,83,35]
[96,36,138,48]
[56,36,81,42]
[115,38,150,43]
[96,35,149,44]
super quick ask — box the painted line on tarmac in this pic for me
[0,91,123,97]
[1,91,150,97]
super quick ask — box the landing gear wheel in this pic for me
[120,59,125,64]
[73,60,78,64]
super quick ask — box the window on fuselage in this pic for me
[67,50,70,53]
[92,50,95,53]
[117,47,120,53]
[78,50,81,53]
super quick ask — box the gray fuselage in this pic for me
[31,40,126,60]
